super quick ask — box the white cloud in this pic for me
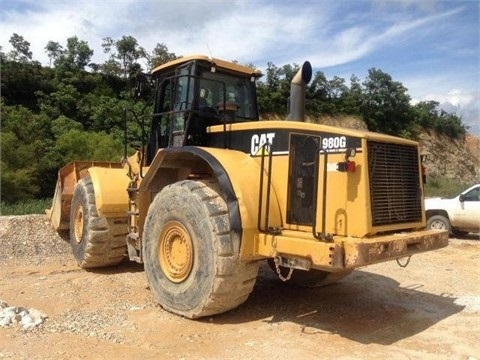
[434,90,479,133]
[427,89,475,108]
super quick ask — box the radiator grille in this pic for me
[367,141,422,226]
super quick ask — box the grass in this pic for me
[0,198,52,216]
[424,176,475,198]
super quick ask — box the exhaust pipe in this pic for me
[286,61,312,121]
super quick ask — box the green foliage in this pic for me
[256,61,466,139]
[54,129,123,162]
[424,177,474,198]
[0,198,52,216]
[359,68,413,135]
[256,62,297,114]
[7,33,32,63]
[102,36,146,77]
[45,41,63,67]
[148,43,178,70]
[54,36,93,71]
[1,60,54,109]
[412,101,466,139]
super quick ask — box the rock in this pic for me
[0,300,48,329]
[419,132,480,183]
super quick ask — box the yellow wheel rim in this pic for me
[73,204,84,244]
[159,221,194,283]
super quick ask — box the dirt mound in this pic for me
[0,215,71,264]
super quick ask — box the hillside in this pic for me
[420,133,480,184]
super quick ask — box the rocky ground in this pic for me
[0,215,479,360]
[420,132,480,183]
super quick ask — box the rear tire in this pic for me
[267,259,352,287]
[69,177,127,268]
[143,179,259,319]
[427,215,451,233]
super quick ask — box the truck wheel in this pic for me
[427,215,451,233]
[267,259,352,287]
[143,180,259,319]
[70,176,127,268]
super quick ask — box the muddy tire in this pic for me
[69,177,127,268]
[427,215,451,233]
[143,179,259,319]
[267,259,352,287]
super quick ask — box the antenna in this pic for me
[206,42,213,61]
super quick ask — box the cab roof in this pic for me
[151,54,263,78]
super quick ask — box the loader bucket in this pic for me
[45,161,122,231]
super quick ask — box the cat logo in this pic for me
[250,133,275,155]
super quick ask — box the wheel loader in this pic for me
[46,55,448,319]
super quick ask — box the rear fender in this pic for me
[138,146,282,257]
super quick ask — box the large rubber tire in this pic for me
[267,259,352,287]
[69,177,127,268]
[427,215,451,233]
[143,179,259,319]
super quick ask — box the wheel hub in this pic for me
[431,220,447,230]
[159,221,193,283]
[73,204,84,244]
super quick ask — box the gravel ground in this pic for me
[0,215,71,262]
[0,215,479,359]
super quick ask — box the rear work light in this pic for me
[337,161,356,172]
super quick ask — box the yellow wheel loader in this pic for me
[47,55,448,319]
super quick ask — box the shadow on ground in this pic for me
[211,262,464,345]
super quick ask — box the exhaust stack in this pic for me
[286,61,312,121]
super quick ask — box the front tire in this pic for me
[69,177,127,268]
[143,180,259,319]
[427,215,451,233]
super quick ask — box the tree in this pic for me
[413,102,467,138]
[256,62,295,115]
[0,102,54,201]
[45,41,63,67]
[102,35,146,77]
[8,33,33,63]
[147,43,178,70]
[359,68,413,135]
[53,129,123,162]
[54,36,93,71]
[307,71,340,115]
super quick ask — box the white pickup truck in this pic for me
[425,184,480,236]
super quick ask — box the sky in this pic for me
[1,0,479,134]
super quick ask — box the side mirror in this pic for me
[459,194,465,202]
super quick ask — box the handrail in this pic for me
[312,148,333,241]
[257,142,278,234]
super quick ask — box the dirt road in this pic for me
[0,215,479,359]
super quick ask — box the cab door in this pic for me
[451,185,480,230]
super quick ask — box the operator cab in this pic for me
[146,55,262,164]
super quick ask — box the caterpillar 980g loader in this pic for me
[47,55,448,319]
